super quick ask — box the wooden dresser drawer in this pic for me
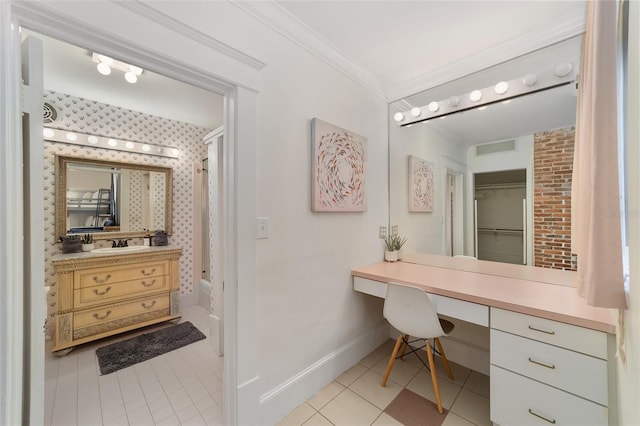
[491,307,608,359]
[491,365,608,426]
[491,329,608,405]
[74,294,170,330]
[73,276,169,309]
[74,261,169,289]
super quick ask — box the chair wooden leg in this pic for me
[426,340,444,414]
[381,335,403,387]
[435,337,454,380]
[398,334,409,360]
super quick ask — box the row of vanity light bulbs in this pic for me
[94,53,143,84]
[42,127,180,158]
[393,61,574,123]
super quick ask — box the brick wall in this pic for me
[533,127,575,270]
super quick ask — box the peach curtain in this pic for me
[572,0,627,308]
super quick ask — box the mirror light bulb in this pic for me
[522,73,537,87]
[428,102,439,113]
[410,107,421,117]
[142,144,151,152]
[469,90,482,102]
[494,81,509,95]
[43,128,55,138]
[124,72,138,84]
[554,62,573,77]
[125,141,135,149]
[448,96,460,107]
[66,132,77,141]
[87,136,99,144]
[96,62,111,76]
[107,139,118,147]
[393,112,405,122]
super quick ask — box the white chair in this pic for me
[380,283,454,414]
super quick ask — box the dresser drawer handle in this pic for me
[528,325,555,335]
[528,357,556,369]
[93,310,111,320]
[140,268,156,276]
[529,409,556,424]
[141,279,157,288]
[93,286,112,296]
[92,274,112,284]
[141,300,157,309]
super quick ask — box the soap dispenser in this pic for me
[143,229,152,246]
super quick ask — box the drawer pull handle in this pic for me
[140,268,156,276]
[93,286,112,296]
[92,274,112,284]
[528,409,556,424]
[141,279,156,288]
[528,325,555,335]
[93,310,111,320]
[141,300,156,309]
[528,357,556,369]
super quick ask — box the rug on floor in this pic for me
[385,388,448,426]
[95,321,206,375]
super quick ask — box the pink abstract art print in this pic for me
[311,118,367,212]
[409,155,434,212]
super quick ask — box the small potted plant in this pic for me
[384,235,398,262]
[81,233,94,252]
[394,236,407,260]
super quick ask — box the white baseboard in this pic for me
[259,320,389,425]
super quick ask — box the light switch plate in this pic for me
[379,226,387,239]
[257,217,269,239]
[391,225,398,237]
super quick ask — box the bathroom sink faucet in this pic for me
[117,239,129,247]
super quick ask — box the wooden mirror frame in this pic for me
[55,155,173,241]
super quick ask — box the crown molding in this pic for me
[112,0,266,71]
[386,15,586,101]
[230,0,385,99]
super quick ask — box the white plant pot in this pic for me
[82,243,94,252]
[397,249,404,260]
[384,250,398,262]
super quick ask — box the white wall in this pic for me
[389,121,466,254]
[618,1,640,424]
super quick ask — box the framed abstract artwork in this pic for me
[311,118,367,212]
[408,155,434,212]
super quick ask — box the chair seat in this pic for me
[439,318,454,335]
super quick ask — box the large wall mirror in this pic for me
[55,155,173,240]
[389,36,581,277]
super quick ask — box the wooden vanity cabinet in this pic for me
[51,247,182,354]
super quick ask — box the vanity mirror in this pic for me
[389,36,581,276]
[55,155,173,240]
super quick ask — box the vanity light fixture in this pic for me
[92,53,144,84]
[42,127,180,159]
[410,107,422,117]
[394,63,576,127]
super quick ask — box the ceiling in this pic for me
[26,1,586,140]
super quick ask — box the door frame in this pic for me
[1,2,261,425]
[441,155,466,256]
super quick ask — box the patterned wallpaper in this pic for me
[151,171,167,230]
[43,90,210,322]
[127,170,144,231]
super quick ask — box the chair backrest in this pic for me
[383,283,445,339]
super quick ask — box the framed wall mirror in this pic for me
[388,36,581,278]
[55,155,173,240]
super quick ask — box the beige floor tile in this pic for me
[405,370,462,410]
[307,381,345,410]
[277,403,317,426]
[336,364,368,387]
[349,370,403,410]
[372,356,420,387]
[359,349,388,368]
[320,389,382,426]
[463,371,490,398]
[402,350,471,387]
[441,412,477,426]
[371,412,404,426]
[303,413,334,426]
[449,389,491,426]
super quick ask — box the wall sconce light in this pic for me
[92,53,144,84]
[43,127,180,159]
[393,62,576,126]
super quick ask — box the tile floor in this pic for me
[44,305,224,426]
[45,309,489,426]
[278,339,490,426]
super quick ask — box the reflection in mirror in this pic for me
[55,156,172,240]
[389,36,581,274]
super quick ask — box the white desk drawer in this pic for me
[353,277,488,326]
[491,307,608,359]
[491,329,608,405]
[491,365,608,426]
